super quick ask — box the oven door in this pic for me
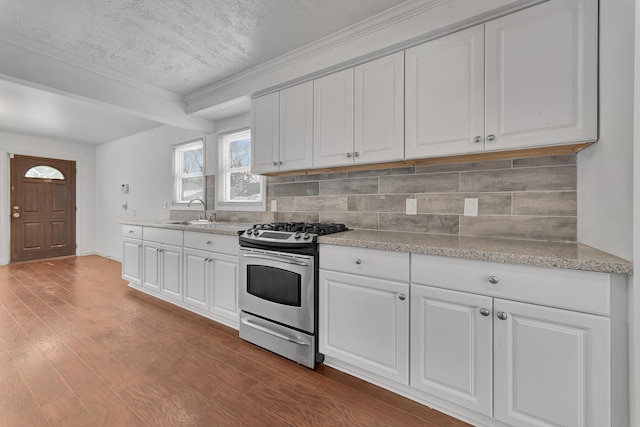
[239,247,315,333]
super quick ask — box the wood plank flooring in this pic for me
[0,255,471,427]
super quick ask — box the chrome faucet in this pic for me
[187,198,206,220]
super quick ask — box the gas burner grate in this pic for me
[251,222,348,236]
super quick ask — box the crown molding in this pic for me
[185,0,544,113]
[0,26,184,103]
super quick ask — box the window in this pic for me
[217,129,265,211]
[172,139,204,206]
[24,166,65,180]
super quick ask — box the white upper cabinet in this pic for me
[251,92,280,174]
[485,0,597,150]
[251,82,313,174]
[405,26,485,158]
[354,51,405,164]
[279,82,314,171]
[313,69,354,168]
[406,0,597,159]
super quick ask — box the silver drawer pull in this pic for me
[488,276,499,284]
[479,308,490,317]
[206,241,213,245]
[398,293,406,301]
[128,230,134,234]
[355,258,362,265]
[242,253,310,267]
[497,312,508,321]
[241,317,310,346]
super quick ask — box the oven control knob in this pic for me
[294,232,301,239]
[246,229,253,235]
[303,233,310,240]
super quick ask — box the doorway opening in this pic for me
[10,154,76,263]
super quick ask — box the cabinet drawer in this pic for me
[184,231,239,256]
[142,227,183,246]
[320,245,409,282]
[411,254,611,315]
[122,225,142,239]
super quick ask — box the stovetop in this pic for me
[238,222,348,249]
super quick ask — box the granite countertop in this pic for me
[122,220,633,275]
[121,219,253,237]
[318,230,633,275]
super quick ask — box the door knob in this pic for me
[12,212,20,218]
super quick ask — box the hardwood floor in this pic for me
[0,256,471,427]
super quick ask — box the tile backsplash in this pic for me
[174,154,577,242]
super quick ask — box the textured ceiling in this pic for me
[0,0,407,95]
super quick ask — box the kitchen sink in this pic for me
[159,220,221,226]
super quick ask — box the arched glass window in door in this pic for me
[24,165,65,180]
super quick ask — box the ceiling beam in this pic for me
[0,28,214,133]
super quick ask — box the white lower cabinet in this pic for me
[142,240,182,301]
[122,237,142,285]
[493,298,610,427]
[410,285,493,416]
[319,269,409,385]
[182,232,239,327]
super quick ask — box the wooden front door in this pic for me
[10,155,76,262]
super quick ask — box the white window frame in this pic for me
[216,128,266,211]
[171,139,205,209]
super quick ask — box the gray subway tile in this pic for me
[348,195,412,212]
[379,213,459,235]
[295,196,348,212]
[319,177,378,195]
[460,166,576,192]
[513,191,577,216]
[270,197,296,212]
[513,155,576,168]
[270,181,319,197]
[417,193,511,215]
[460,216,577,241]
[415,159,512,174]
[319,212,379,230]
[266,176,296,184]
[347,167,415,178]
[379,173,459,194]
[275,212,319,223]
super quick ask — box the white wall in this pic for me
[577,0,635,261]
[95,125,205,259]
[0,131,96,264]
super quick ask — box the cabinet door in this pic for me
[494,299,610,427]
[354,51,405,164]
[405,26,485,158]
[279,81,314,172]
[142,242,161,293]
[319,269,409,385]
[210,253,239,324]
[160,244,182,301]
[411,285,493,416]
[485,0,597,150]
[251,92,280,174]
[122,238,142,285]
[183,248,210,311]
[313,69,354,168]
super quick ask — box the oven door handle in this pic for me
[241,317,311,346]
[241,253,311,267]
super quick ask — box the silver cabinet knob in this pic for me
[486,134,496,142]
[479,308,490,317]
[497,312,508,320]
[273,161,278,166]
[473,136,482,143]
[346,152,352,158]
[129,230,134,234]
[355,258,362,265]
[206,241,213,245]
[137,245,142,248]
[278,161,283,165]
[488,276,499,284]
[398,293,406,301]
[353,152,360,157]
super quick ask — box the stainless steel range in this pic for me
[238,222,348,368]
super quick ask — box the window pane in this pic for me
[181,176,204,201]
[229,139,251,168]
[229,171,261,200]
[182,148,203,174]
[24,166,65,180]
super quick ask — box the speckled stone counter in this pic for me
[318,230,633,275]
[121,220,253,237]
